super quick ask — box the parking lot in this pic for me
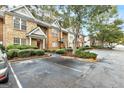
[1,49,124,88]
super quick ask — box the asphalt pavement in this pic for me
[1,49,124,88]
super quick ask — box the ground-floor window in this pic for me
[14,38,20,45]
[21,39,26,45]
[52,42,58,47]
[14,38,26,45]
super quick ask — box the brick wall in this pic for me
[3,14,37,47]
[0,18,3,42]
[47,28,59,50]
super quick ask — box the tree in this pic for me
[25,5,124,50]
[87,6,124,47]
[58,5,90,53]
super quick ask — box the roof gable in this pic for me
[28,27,47,38]
[9,6,34,19]
[52,20,60,28]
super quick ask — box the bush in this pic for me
[85,45,90,48]
[17,49,32,58]
[7,45,38,50]
[7,49,45,59]
[91,45,104,49]
[33,50,45,56]
[75,49,97,59]
[7,49,20,59]
[79,46,92,51]
[56,49,66,54]
[0,44,5,51]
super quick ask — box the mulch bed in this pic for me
[9,54,50,63]
[62,52,97,62]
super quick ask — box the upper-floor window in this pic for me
[14,17,20,30]
[21,19,26,30]
[13,17,27,31]
[51,29,58,38]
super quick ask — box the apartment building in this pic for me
[0,6,83,50]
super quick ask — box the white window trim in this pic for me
[13,16,26,30]
[52,42,58,47]
[14,38,20,45]
[14,38,26,45]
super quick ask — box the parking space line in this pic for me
[53,62,82,73]
[8,62,23,88]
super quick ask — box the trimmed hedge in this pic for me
[7,49,45,59]
[18,49,32,58]
[7,45,38,50]
[7,49,20,59]
[33,49,45,56]
[91,45,104,49]
[79,46,92,51]
[75,49,97,59]
[56,49,66,54]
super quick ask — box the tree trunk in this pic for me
[72,26,80,54]
[73,37,78,54]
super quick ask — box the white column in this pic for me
[29,37,31,45]
[43,39,45,49]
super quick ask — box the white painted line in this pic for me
[53,62,82,73]
[8,62,23,88]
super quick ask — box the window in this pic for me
[14,38,26,45]
[21,20,26,30]
[14,38,20,45]
[52,42,58,47]
[14,17,20,29]
[13,17,27,30]
[51,29,58,37]
[21,39,26,45]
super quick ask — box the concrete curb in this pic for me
[9,56,50,63]
[61,56,98,62]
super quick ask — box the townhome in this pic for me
[0,6,83,50]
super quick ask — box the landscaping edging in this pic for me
[61,56,98,62]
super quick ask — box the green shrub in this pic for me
[34,50,45,56]
[56,49,66,54]
[7,45,38,50]
[0,44,5,51]
[75,49,81,56]
[85,45,90,47]
[79,46,92,51]
[75,49,97,59]
[91,45,104,49]
[7,49,20,59]
[18,49,32,58]
[18,49,45,57]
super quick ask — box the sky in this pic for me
[117,5,124,20]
